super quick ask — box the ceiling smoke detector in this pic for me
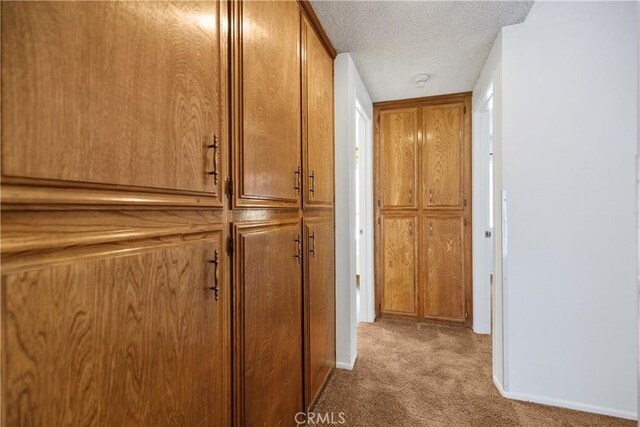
[413,73,430,88]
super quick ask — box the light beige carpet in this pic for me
[314,319,633,427]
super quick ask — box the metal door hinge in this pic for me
[463,106,467,114]
[377,199,381,207]
[225,177,233,199]
[227,235,234,255]
[465,312,468,319]
[377,217,381,225]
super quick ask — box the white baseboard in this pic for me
[492,375,637,421]
[336,357,356,371]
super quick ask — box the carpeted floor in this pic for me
[314,319,633,427]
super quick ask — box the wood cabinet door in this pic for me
[379,109,418,210]
[422,104,464,209]
[1,2,226,201]
[304,218,335,410]
[381,215,418,316]
[302,17,334,209]
[233,220,303,426]
[422,216,465,322]
[234,1,301,209]
[1,233,228,426]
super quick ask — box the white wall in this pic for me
[493,0,638,419]
[334,53,373,370]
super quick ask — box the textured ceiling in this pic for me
[311,1,534,102]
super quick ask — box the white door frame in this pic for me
[355,98,375,323]
[472,85,494,334]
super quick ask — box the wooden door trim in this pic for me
[298,1,336,59]
[374,93,473,327]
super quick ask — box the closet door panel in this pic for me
[381,215,417,315]
[379,109,418,210]
[304,218,335,409]
[235,1,301,208]
[1,2,224,199]
[234,220,303,426]
[422,216,465,321]
[303,17,334,208]
[422,104,463,209]
[2,234,228,426]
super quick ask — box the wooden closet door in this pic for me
[302,17,334,208]
[234,1,301,209]
[304,218,335,410]
[1,2,225,200]
[381,215,418,316]
[422,216,465,322]
[2,234,228,426]
[379,109,418,210]
[233,220,303,426]
[422,104,464,209]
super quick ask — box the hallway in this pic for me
[315,320,632,427]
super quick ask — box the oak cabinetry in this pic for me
[2,1,226,204]
[232,0,301,209]
[375,93,472,327]
[379,108,418,210]
[2,232,228,426]
[302,16,335,209]
[232,220,304,426]
[381,215,418,316]
[304,217,336,410]
[2,1,336,425]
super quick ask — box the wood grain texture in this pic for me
[302,15,334,209]
[423,104,463,208]
[233,220,303,426]
[1,1,224,197]
[381,215,417,315]
[423,216,465,322]
[379,109,418,210]
[298,1,336,58]
[374,93,472,327]
[2,236,229,426]
[234,0,301,208]
[304,218,335,410]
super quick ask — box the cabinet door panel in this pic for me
[2,234,227,426]
[303,18,334,208]
[234,220,303,426]
[379,109,418,209]
[1,2,224,198]
[381,215,417,315]
[423,105,463,208]
[236,1,301,208]
[304,218,335,409]
[423,216,465,321]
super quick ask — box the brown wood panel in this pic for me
[422,104,464,208]
[2,234,229,426]
[233,0,301,208]
[381,215,417,316]
[1,2,225,201]
[379,109,418,210]
[304,217,335,410]
[302,15,334,209]
[422,216,465,322]
[233,220,303,426]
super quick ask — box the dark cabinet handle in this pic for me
[294,234,301,263]
[309,171,315,196]
[309,231,315,257]
[208,134,219,184]
[208,250,220,300]
[294,166,301,195]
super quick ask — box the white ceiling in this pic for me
[311,1,534,102]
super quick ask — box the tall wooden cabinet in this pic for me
[2,1,335,425]
[374,93,472,327]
